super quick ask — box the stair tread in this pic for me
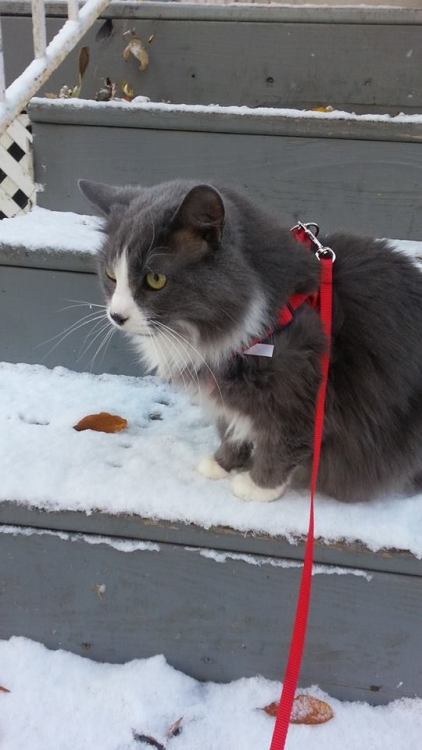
[1,361,422,561]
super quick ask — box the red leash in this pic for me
[269,226,335,750]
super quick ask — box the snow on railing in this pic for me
[0,0,110,136]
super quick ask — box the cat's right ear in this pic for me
[78,179,136,216]
[172,185,225,242]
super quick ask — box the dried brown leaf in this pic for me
[73,412,128,433]
[262,694,334,725]
[79,46,90,79]
[123,37,149,71]
[291,694,334,724]
[121,80,135,101]
[263,701,278,717]
[166,716,183,739]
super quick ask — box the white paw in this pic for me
[197,456,229,480]
[231,472,286,502]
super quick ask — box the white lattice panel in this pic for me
[0,113,35,219]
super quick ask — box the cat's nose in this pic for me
[110,312,129,326]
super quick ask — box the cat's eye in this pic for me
[145,272,167,291]
[105,268,116,282]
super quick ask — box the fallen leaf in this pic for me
[291,694,333,724]
[123,37,149,71]
[0,686,10,694]
[262,694,334,725]
[263,701,278,717]
[94,583,106,600]
[121,80,135,101]
[73,412,128,433]
[311,105,334,112]
[166,716,183,739]
[78,46,90,79]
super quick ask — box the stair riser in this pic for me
[1,524,421,704]
[31,110,422,240]
[2,11,422,111]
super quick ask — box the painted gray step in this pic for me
[2,0,422,25]
[1,524,421,704]
[0,264,138,375]
[1,501,420,578]
[30,108,422,240]
[2,11,422,110]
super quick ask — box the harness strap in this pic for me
[269,254,334,750]
[277,291,318,328]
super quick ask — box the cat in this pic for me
[79,178,422,503]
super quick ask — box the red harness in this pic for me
[267,222,335,750]
[244,223,327,355]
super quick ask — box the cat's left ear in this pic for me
[173,185,225,242]
[78,179,138,216]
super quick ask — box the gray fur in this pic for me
[79,178,422,502]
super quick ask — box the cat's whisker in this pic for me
[100,327,116,364]
[158,328,194,392]
[40,313,107,358]
[80,316,107,349]
[153,322,194,376]
[155,321,224,405]
[149,326,189,389]
[38,311,106,348]
[78,319,111,361]
[155,322,204,387]
[89,323,115,370]
[154,322,200,394]
[59,300,107,313]
[151,324,187,387]
[93,326,115,367]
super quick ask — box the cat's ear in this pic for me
[173,185,225,242]
[78,179,136,216]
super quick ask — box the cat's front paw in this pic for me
[197,455,229,480]
[231,471,286,502]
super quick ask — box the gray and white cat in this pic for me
[79,178,422,503]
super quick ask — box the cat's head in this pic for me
[78,179,265,373]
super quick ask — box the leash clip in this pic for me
[293,221,336,263]
[315,246,336,262]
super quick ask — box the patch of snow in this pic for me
[1,362,422,557]
[31,95,422,125]
[0,206,104,254]
[1,207,422,265]
[186,547,373,580]
[0,636,421,750]
[0,524,160,553]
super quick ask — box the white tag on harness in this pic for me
[244,343,274,357]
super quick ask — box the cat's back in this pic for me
[325,232,422,397]
[326,232,422,324]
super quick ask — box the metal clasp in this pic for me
[295,221,336,263]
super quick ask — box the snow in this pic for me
[0,206,422,266]
[0,206,104,254]
[1,361,422,557]
[186,547,373,580]
[0,524,160,553]
[0,636,421,750]
[30,95,422,125]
